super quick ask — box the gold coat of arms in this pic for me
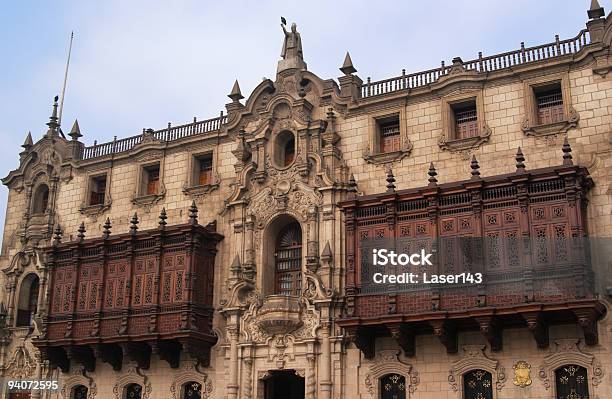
[513,361,532,387]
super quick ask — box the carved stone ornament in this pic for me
[448,345,506,392]
[60,365,97,399]
[5,346,36,379]
[169,361,213,399]
[79,198,112,221]
[364,350,419,397]
[538,339,604,390]
[131,187,166,212]
[246,184,322,229]
[512,360,532,388]
[363,135,413,165]
[182,176,220,202]
[112,366,152,399]
[438,122,492,152]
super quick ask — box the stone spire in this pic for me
[470,155,481,179]
[22,132,33,150]
[228,80,244,102]
[69,119,82,141]
[428,163,438,187]
[562,136,573,166]
[588,0,605,19]
[516,147,526,172]
[340,52,357,75]
[46,96,60,137]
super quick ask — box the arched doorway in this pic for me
[264,370,304,399]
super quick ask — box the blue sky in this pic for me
[0,0,601,246]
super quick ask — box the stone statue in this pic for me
[278,18,307,73]
[281,22,303,61]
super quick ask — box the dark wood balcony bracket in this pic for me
[33,208,223,372]
[338,147,606,357]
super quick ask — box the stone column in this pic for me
[6,277,17,326]
[306,206,318,270]
[227,325,240,399]
[319,320,332,399]
[244,214,256,280]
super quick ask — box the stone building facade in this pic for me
[0,3,611,399]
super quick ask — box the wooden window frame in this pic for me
[364,108,412,165]
[522,73,578,137]
[88,174,108,206]
[183,150,219,199]
[439,90,491,152]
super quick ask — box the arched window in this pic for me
[32,184,49,214]
[274,131,296,167]
[463,369,493,399]
[555,365,589,399]
[380,373,406,399]
[125,383,142,399]
[72,385,88,399]
[275,222,302,296]
[182,381,202,399]
[16,274,39,327]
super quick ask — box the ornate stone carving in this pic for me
[512,360,532,388]
[246,184,322,228]
[364,350,419,397]
[60,366,97,399]
[447,345,505,392]
[538,339,604,390]
[112,366,152,399]
[169,361,213,399]
[5,346,36,379]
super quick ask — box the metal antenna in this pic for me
[58,31,74,131]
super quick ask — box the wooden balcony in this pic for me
[338,147,606,358]
[33,207,223,372]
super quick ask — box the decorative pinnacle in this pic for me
[340,51,357,75]
[129,213,139,235]
[22,132,33,150]
[77,222,86,242]
[46,95,60,135]
[52,225,63,246]
[562,136,573,166]
[69,119,82,141]
[102,217,112,239]
[348,173,357,193]
[386,168,396,192]
[428,162,438,186]
[470,155,481,179]
[516,147,526,172]
[228,79,244,102]
[159,207,168,228]
[188,200,199,225]
[588,0,605,19]
[230,254,242,273]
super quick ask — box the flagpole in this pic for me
[58,31,74,129]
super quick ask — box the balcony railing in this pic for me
[80,113,227,160]
[360,29,590,98]
[34,211,223,372]
[338,149,605,357]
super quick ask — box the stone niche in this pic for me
[254,295,303,335]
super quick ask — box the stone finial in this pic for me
[188,201,198,225]
[470,155,481,179]
[321,241,333,262]
[428,162,438,187]
[386,169,396,192]
[102,217,112,239]
[228,79,244,102]
[159,208,168,228]
[562,136,573,166]
[77,222,86,242]
[588,0,605,19]
[130,213,139,235]
[69,119,82,141]
[22,132,33,150]
[46,95,60,136]
[230,254,242,273]
[348,173,358,194]
[516,147,526,172]
[52,225,63,246]
[340,51,357,75]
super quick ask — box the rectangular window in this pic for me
[89,175,107,206]
[452,100,478,139]
[144,165,160,195]
[196,154,213,186]
[377,116,400,153]
[535,83,564,125]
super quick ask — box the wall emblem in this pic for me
[513,361,532,387]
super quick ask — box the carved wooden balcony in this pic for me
[338,149,606,358]
[33,209,223,372]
